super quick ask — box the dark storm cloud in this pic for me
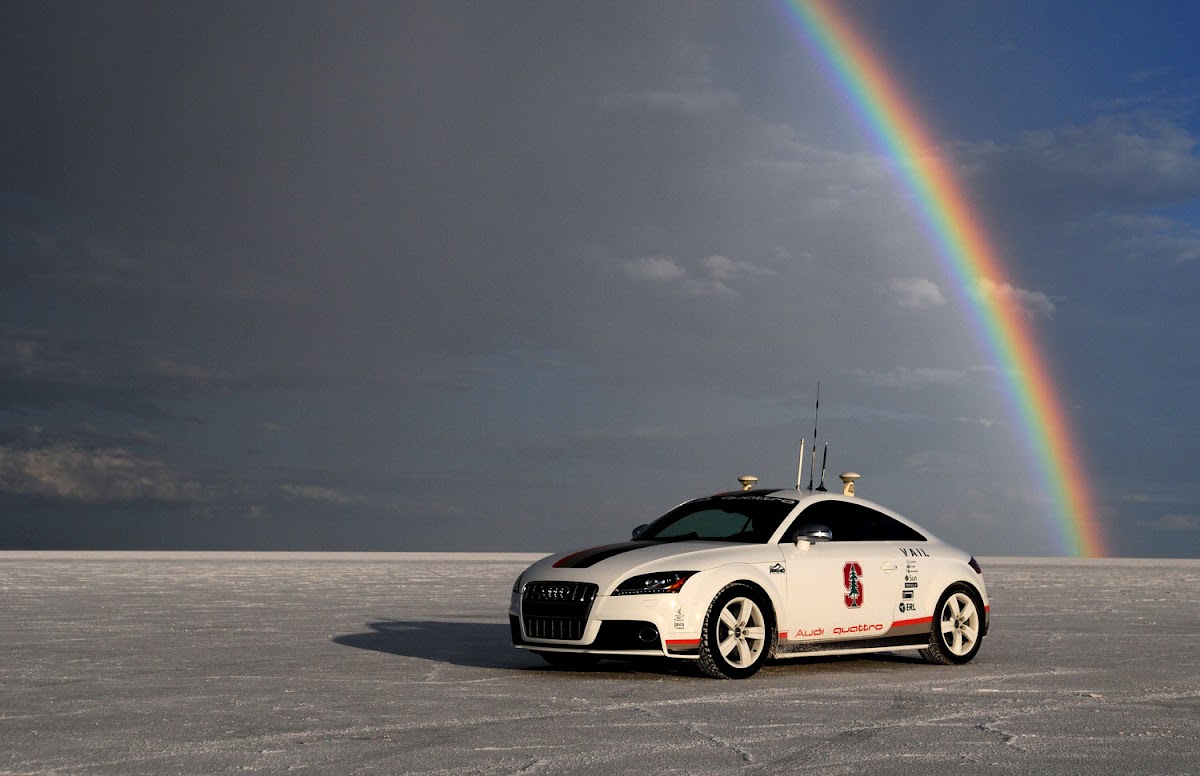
[0,328,241,418]
[0,2,1197,554]
[0,0,957,397]
[3,2,796,392]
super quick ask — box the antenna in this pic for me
[806,382,820,491]
[795,438,805,490]
[817,443,828,491]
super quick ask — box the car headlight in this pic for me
[613,571,696,595]
[512,574,524,594]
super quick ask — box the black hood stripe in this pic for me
[552,541,658,569]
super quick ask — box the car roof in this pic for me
[704,487,938,539]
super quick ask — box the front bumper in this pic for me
[510,585,701,658]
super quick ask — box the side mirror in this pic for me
[792,523,833,547]
[632,523,649,539]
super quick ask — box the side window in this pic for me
[787,501,926,542]
[787,501,847,540]
[846,503,927,541]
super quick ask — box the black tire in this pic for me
[697,583,775,679]
[533,651,601,670]
[920,583,985,665]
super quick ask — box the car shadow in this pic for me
[332,620,695,676]
[333,620,927,674]
[334,621,527,669]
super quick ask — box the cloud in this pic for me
[504,425,685,455]
[624,256,687,282]
[0,2,1194,554]
[1101,213,1200,263]
[701,254,776,281]
[0,444,208,503]
[607,88,741,119]
[889,277,946,309]
[956,417,997,428]
[623,254,774,297]
[1138,235,1200,263]
[973,278,1056,318]
[904,449,981,475]
[0,423,169,451]
[0,329,238,395]
[1138,514,1200,531]
[968,114,1200,217]
[1128,67,1172,84]
[852,367,967,389]
[0,329,240,418]
[279,484,359,506]
[2,214,309,308]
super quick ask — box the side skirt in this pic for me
[776,634,928,657]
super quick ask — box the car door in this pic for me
[778,500,907,642]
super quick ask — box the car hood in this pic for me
[519,539,776,592]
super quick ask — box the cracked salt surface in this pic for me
[1,552,1198,774]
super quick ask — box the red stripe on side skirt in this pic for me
[665,639,701,647]
[891,616,934,629]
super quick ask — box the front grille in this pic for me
[522,581,598,641]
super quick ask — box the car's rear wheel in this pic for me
[533,651,601,670]
[697,583,774,679]
[920,584,984,665]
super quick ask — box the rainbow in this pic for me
[783,0,1107,556]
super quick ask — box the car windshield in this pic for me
[638,494,798,543]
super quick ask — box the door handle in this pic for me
[880,562,898,571]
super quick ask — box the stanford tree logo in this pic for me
[843,561,864,608]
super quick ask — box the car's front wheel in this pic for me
[920,584,984,665]
[697,583,774,679]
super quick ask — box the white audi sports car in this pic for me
[510,478,989,679]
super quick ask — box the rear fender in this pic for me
[907,563,989,635]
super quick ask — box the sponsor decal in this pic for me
[898,602,916,613]
[794,627,825,638]
[769,562,785,574]
[673,608,686,630]
[719,495,797,504]
[905,574,918,582]
[843,561,864,609]
[900,547,930,558]
[902,590,914,600]
[833,623,884,635]
[904,582,919,589]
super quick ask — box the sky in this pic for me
[1,1,1198,556]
